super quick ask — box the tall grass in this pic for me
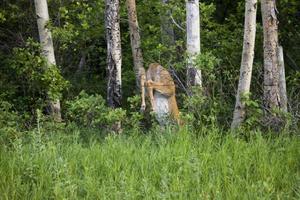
[0,127,299,199]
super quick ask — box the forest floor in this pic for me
[0,126,299,199]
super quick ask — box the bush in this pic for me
[0,101,24,144]
[182,90,231,130]
[3,38,68,114]
[65,91,126,130]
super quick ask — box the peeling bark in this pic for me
[261,0,284,129]
[105,0,122,108]
[231,0,257,129]
[261,0,281,111]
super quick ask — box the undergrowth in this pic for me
[0,125,299,199]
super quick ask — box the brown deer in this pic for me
[140,63,180,125]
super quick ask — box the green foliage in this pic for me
[0,12,5,23]
[181,52,231,129]
[0,127,299,199]
[126,95,145,130]
[195,52,220,72]
[0,101,19,128]
[0,1,299,197]
[231,93,265,133]
[42,64,69,101]
[241,93,263,128]
[7,39,68,112]
[49,0,108,97]
[0,101,25,145]
[194,51,221,86]
[0,0,298,156]
[182,90,231,129]
[65,91,126,129]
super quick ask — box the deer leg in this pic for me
[146,80,156,111]
[148,86,156,111]
[140,74,146,111]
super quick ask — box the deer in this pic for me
[140,63,180,125]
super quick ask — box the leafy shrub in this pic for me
[181,52,231,129]
[5,38,68,114]
[0,101,24,144]
[126,95,145,130]
[182,90,228,130]
[194,51,221,95]
[65,91,126,130]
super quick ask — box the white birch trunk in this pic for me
[186,0,202,88]
[231,0,257,129]
[34,0,62,121]
[105,0,122,108]
[126,0,145,89]
[278,46,287,112]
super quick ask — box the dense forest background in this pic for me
[1,0,299,132]
[0,1,300,199]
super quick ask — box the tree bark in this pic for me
[278,46,287,112]
[126,0,145,89]
[34,0,62,122]
[105,0,122,109]
[186,0,202,88]
[231,0,257,129]
[261,0,281,120]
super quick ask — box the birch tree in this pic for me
[34,0,62,121]
[278,46,287,112]
[126,0,145,89]
[105,0,122,108]
[231,0,257,129]
[186,0,202,88]
[261,0,281,124]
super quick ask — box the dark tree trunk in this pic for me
[105,0,122,108]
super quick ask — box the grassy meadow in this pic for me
[0,126,299,199]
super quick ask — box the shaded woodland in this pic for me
[0,1,299,198]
